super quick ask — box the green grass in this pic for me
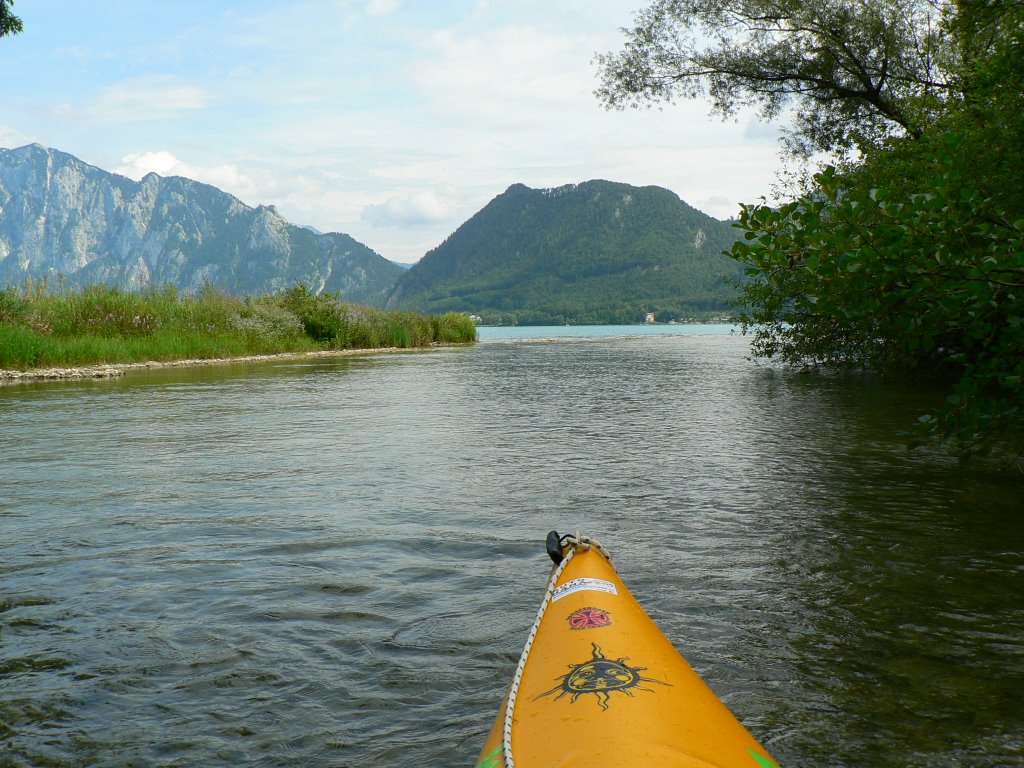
[0,282,477,371]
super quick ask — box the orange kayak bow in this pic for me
[475,532,780,768]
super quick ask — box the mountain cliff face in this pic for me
[0,145,402,303]
[387,180,743,324]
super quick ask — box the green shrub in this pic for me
[431,312,478,343]
[279,283,348,342]
[232,298,305,344]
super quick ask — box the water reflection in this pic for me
[0,335,1021,766]
[728,363,1024,765]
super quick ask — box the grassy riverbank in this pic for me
[0,283,476,371]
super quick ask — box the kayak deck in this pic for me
[475,532,779,768]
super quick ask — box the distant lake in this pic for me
[476,322,736,341]
[2,331,1021,766]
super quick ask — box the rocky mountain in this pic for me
[387,180,744,324]
[0,144,402,303]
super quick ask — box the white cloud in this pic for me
[0,125,33,148]
[115,151,261,199]
[116,150,182,177]
[696,195,737,219]
[362,190,455,228]
[54,45,117,64]
[91,76,210,122]
[366,0,400,15]
[414,25,588,126]
[49,103,77,122]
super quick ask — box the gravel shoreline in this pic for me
[0,346,429,384]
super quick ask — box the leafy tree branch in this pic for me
[0,0,22,39]
[595,0,954,156]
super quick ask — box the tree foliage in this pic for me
[1,0,22,38]
[730,1,1024,454]
[733,158,1023,453]
[595,0,955,156]
[600,0,1024,454]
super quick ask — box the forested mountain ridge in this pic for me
[0,146,744,324]
[0,144,403,303]
[387,180,743,324]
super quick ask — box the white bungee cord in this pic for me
[500,532,610,768]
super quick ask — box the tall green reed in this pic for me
[0,282,476,370]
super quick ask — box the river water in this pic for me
[1,327,1022,767]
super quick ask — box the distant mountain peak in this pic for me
[0,144,402,301]
[387,178,743,324]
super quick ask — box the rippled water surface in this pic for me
[2,329,1022,767]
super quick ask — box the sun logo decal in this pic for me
[535,642,669,711]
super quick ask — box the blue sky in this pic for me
[1,1,782,263]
